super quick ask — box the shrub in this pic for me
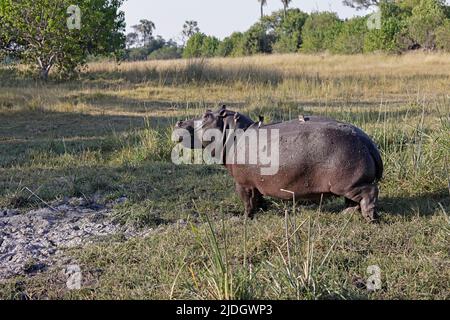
[301,12,342,53]
[183,33,206,58]
[272,9,309,53]
[406,0,447,50]
[218,32,246,57]
[435,19,450,51]
[333,17,368,54]
[364,1,408,53]
[148,47,182,60]
[201,36,221,57]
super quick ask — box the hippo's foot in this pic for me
[235,183,262,219]
[342,184,379,223]
[342,205,360,214]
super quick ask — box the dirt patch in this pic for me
[0,197,148,280]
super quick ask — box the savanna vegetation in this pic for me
[0,53,448,299]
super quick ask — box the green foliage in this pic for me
[0,0,126,79]
[364,1,407,53]
[217,32,245,57]
[301,12,342,53]
[183,33,220,58]
[201,36,221,57]
[435,19,450,51]
[333,17,368,54]
[406,0,447,49]
[241,22,276,55]
[183,33,206,58]
[148,46,182,60]
[272,9,309,53]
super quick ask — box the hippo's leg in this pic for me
[343,198,360,214]
[359,184,379,222]
[235,183,262,219]
[343,184,379,222]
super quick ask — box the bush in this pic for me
[218,32,245,57]
[272,9,309,53]
[301,12,342,53]
[364,1,407,53]
[183,33,207,58]
[406,0,447,50]
[333,17,368,54]
[435,19,450,51]
[148,47,182,60]
[240,22,276,55]
[201,36,220,57]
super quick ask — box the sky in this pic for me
[121,0,374,42]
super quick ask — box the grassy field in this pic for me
[0,53,449,299]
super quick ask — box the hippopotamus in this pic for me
[174,106,383,222]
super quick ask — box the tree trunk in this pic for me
[39,67,50,81]
[260,4,264,19]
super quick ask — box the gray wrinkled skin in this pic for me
[175,106,383,222]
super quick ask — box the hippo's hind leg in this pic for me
[235,183,262,219]
[344,184,379,222]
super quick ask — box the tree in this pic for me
[183,33,206,58]
[217,32,245,56]
[258,0,268,19]
[301,12,343,53]
[342,0,379,10]
[333,17,368,54]
[132,19,156,46]
[0,0,125,79]
[406,0,446,50]
[435,19,450,51]
[281,0,292,17]
[182,20,200,45]
[126,32,139,48]
[270,9,309,53]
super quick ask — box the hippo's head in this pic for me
[174,105,255,149]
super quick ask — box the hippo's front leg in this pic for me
[235,183,262,219]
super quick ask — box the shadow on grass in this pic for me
[379,190,449,218]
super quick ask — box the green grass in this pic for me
[0,53,449,299]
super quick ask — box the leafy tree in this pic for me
[333,17,368,54]
[182,20,200,45]
[241,22,276,55]
[406,0,446,50]
[201,36,220,57]
[271,9,309,53]
[301,12,343,53]
[258,0,268,19]
[126,32,139,48]
[0,0,125,79]
[183,32,206,58]
[217,32,245,56]
[435,19,450,51]
[363,1,408,52]
[132,19,156,46]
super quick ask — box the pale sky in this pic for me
[121,0,373,42]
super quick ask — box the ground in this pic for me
[0,53,449,299]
